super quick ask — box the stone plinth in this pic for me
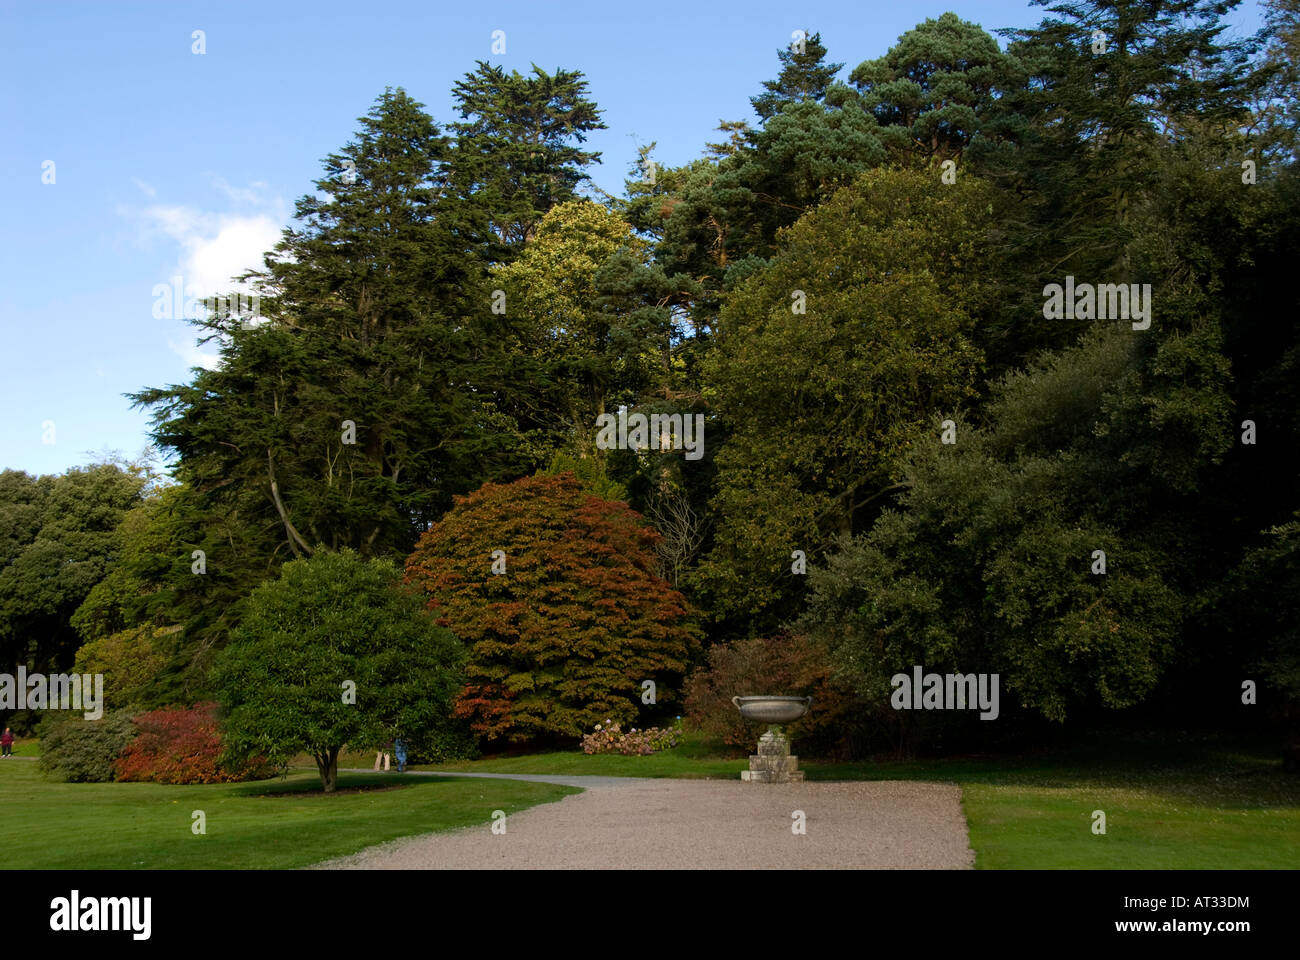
[740,726,805,782]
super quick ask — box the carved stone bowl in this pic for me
[731,695,812,724]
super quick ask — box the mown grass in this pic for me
[419,738,740,778]
[950,739,1300,869]
[0,760,576,869]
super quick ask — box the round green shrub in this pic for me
[37,710,136,782]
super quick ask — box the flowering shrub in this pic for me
[114,702,275,784]
[581,718,683,755]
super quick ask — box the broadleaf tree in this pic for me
[212,549,465,792]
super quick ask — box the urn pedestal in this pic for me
[731,696,812,784]
[740,725,805,782]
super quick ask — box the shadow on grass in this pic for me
[809,735,1298,811]
[231,770,429,798]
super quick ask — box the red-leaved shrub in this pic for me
[114,702,275,784]
[683,632,860,757]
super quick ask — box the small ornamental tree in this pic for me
[405,473,698,742]
[212,549,464,792]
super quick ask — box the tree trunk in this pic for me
[267,448,314,557]
[317,748,340,793]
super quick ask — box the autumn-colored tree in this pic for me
[405,473,698,742]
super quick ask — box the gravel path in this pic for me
[314,774,974,870]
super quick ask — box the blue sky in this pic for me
[0,0,1267,477]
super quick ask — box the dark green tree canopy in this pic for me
[993,0,1256,278]
[799,321,1228,730]
[132,88,531,573]
[752,30,845,121]
[693,167,1000,633]
[0,464,147,674]
[450,61,606,254]
[213,549,465,791]
[68,481,272,704]
[849,12,1011,162]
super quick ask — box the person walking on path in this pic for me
[373,743,391,771]
[393,737,408,773]
[1,727,14,758]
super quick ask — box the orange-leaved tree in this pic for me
[405,473,698,742]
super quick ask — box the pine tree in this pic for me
[751,31,844,121]
[849,12,1011,163]
[132,89,527,569]
[1259,0,1300,161]
[967,0,1258,370]
[449,62,606,257]
[1000,0,1254,277]
[704,119,753,159]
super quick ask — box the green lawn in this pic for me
[423,735,1300,869]
[0,760,577,869]
[4,734,1293,869]
[418,740,741,778]
[951,741,1300,869]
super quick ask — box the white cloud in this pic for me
[186,215,282,296]
[207,174,271,207]
[167,337,222,371]
[119,176,285,373]
[122,176,287,299]
[139,205,281,297]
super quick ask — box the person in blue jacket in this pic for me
[393,737,408,773]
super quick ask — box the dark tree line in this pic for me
[5,0,1296,759]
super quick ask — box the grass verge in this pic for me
[0,761,576,869]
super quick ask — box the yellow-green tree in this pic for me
[492,200,670,454]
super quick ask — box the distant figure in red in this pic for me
[1,727,14,758]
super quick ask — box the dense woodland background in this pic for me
[3,0,1298,766]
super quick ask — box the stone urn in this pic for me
[732,695,811,783]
